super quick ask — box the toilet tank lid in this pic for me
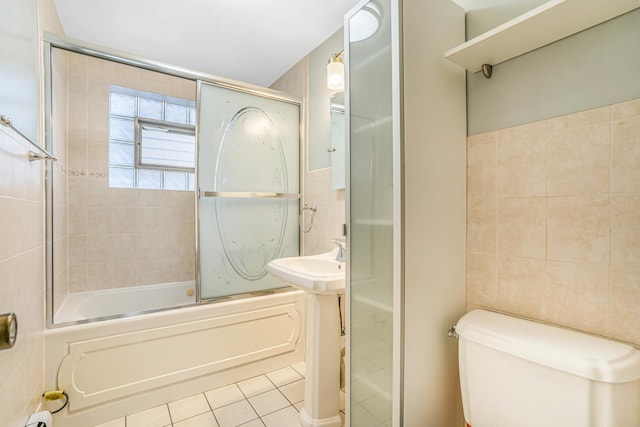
[456,310,640,383]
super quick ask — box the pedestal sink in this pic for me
[267,248,345,427]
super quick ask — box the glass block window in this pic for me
[108,85,196,191]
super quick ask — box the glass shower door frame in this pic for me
[344,0,404,426]
[195,80,302,302]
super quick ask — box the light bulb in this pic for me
[326,57,344,92]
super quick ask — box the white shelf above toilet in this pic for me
[445,0,640,74]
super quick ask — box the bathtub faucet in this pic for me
[330,238,346,262]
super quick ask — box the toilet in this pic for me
[454,309,640,427]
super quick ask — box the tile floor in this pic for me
[93,363,345,427]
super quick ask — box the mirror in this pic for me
[329,92,345,190]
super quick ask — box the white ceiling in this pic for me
[52,0,363,87]
[52,0,540,87]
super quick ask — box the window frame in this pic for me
[134,117,196,173]
[107,85,197,191]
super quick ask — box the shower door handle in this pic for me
[198,190,300,199]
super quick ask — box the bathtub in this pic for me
[54,281,196,323]
[45,287,305,427]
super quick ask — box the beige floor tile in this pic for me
[237,375,275,398]
[205,383,245,409]
[237,419,265,427]
[173,411,219,427]
[278,379,305,404]
[266,367,303,387]
[260,406,300,427]
[126,404,172,427]
[93,418,125,427]
[169,393,211,422]
[213,399,259,427]
[248,389,290,417]
[291,362,306,378]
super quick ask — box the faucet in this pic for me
[330,238,346,262]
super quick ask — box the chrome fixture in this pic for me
[0,115,58,162]
[330,238,346,262]
[299,203,317,233]
[448,325,459,339]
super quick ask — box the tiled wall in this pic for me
[60,50,196,293]
[0,1,64,425]
[467,98,640,347]
[0,127,45,426]
[271,55,346,256]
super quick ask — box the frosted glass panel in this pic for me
[109,141,134,165]
[164,171,187,190]
[139,98,163,120]
[137,168,162,189]
[109,117,135,141]
[348,0,394,426]
[198,82,300,299]
[109,167,135,188]
[110,92,136,116]
[166,102,189,124]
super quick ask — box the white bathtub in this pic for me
[54,281,196,323]
[45,287,305,427]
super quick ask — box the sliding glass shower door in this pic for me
[197,82,300,299]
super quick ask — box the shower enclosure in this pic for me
[44,35,301,326]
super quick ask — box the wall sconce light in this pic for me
[327,50,345,92]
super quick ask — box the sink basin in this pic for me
[267,249,345,295]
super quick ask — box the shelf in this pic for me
[445,0,640,73]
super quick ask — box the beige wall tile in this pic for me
[611,98,640,121]
[467,132,496,201]
[112,234,137,261]
[0,129,45,427]
[546,261,610,336]
[180,78,197,101]
[497,125,545,198]
[112,261,138,288]
[547,196,609,264]
[137,68,164,94]
[111,207,137,233]
[612,194,640,229]
[611,194,640,271]
[467,198,496,254]
[68,235,87,264]
[610,269,640,344]
[68,264,88,292]
[87,234,113,263]
[497,256,547,319]
[112,62,138,88]
[467,253,497,309]
[611,230,640,271]
[546,105,610,131]
[88,142,108,173]
[68,176,87,206]
[87,206,112,234]
[497,198,546,259]
[68,205,87,235]
[546,122,610,196]
[87,262,114,291]
[611,117,640,194]
[467,98,640,347]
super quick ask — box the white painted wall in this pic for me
[401,0,467,425]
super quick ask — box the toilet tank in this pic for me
[455,310,640,427]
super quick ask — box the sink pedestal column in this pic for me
[299,291,342,427]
